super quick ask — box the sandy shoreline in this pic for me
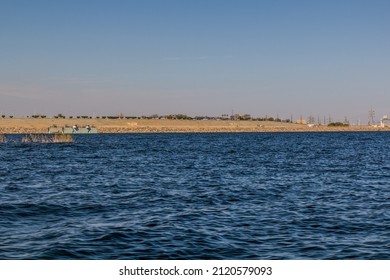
[0,118,389,134]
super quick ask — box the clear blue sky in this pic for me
[1,0,389,122]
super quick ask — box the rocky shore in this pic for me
[0,118,389,134]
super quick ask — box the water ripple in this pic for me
[1,132,389,259]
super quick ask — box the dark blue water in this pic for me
[1,132,389,259]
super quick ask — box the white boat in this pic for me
[48,125,97,134]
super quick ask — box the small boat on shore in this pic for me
[48,125,97,134]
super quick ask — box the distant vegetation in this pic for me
[53,114,66,119]
[30,115,47,118]
[29,113,294,121]
[21,134,73,143]
[166,114,193,120]
[252,117,291,123]
[328,122,349,127]
[1,133,73,144]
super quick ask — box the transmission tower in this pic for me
[368,109,375,126]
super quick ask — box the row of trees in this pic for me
[21,113,276,121]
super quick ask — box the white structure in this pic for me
[380,115,390,127]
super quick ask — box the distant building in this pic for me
[380,115,390,127]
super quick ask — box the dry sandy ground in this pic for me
[0,118,389,134]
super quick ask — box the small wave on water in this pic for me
[0,132,389,259]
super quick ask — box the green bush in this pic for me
[328,122,349,127]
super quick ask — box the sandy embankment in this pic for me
[0,118,389,134]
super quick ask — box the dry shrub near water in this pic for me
[0,134,7,143]
[52,134,73,143]
[21,134,73,143]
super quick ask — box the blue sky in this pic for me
[1,0,389,122]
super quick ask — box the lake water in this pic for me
[0,132,389,259]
